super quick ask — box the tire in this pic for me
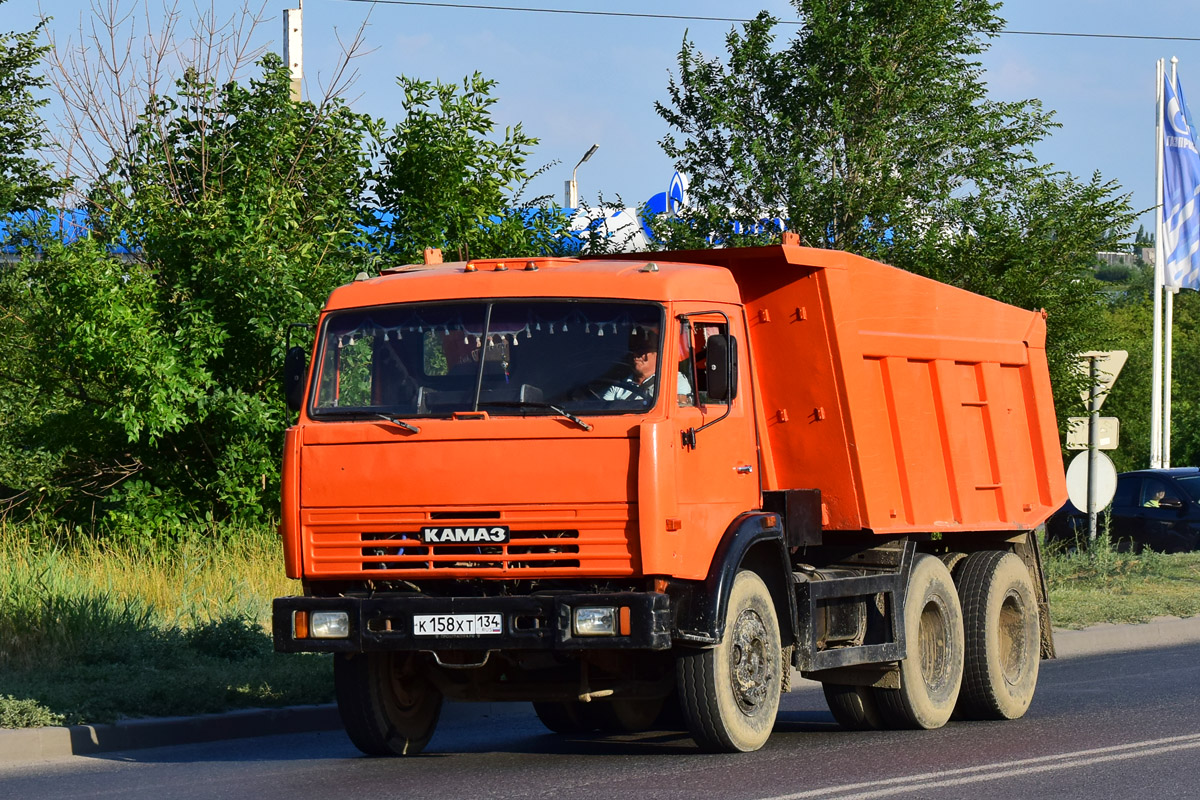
[653,687,687,730]
[822,682,885,730]
[677,569,783,752]
[874,553,964,730]
[532,701,598,734]
[954,551,1040,720]
[590,697,666,733]
[334,652,443,756]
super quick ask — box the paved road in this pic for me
[3,643,1199,800]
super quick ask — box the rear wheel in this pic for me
[823,683,885,730]
[532,701,598,734]
[590,697,666,733]
[954,551,1040,720]
[334,652,443,756]
[677,569,782,752]
[874,554,964,730]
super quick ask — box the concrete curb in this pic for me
[0,704,341,765]
[4,616,1200,765]
[0,700,526,766]
[1051,615,1200,659]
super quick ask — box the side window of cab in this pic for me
[678,318,734,409]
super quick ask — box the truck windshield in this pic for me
[310,300,667,419]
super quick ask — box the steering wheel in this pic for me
[586,377,652,403]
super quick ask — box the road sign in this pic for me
[1065,450,1117,513]
[1076,350,1128,410]
[1065,417,1120,450]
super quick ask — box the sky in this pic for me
[8,0,1200,235]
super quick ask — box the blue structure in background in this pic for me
[2,169,796,259]
[0,208,138,258]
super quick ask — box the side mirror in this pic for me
[1161,496,1184,510]
[284,346,308,412]
[706,334,738,401]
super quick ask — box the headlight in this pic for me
[310,610,350,639]
[573,606,618,636]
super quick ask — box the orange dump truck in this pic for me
[273,239,1066,754]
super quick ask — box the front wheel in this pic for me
[334,652,443,756]
[874,553,964,730]
[677,569,782,752]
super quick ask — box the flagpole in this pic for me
[1165,285,1175,467]
[1152,57,1165,469]
[1163,58,1184,468]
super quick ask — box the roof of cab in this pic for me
[322,256,742,312]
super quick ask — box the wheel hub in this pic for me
[998,589,1029,685]
[730,608,773,713]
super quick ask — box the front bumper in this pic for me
[273,591,673,653]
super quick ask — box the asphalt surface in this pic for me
[3,616,1200,766]
[5,641,1200,800]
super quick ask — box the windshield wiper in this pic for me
[476,401,593,432]
[368,412,421,433]
[311,409,422,432]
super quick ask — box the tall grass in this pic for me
[0,520,332,726]
[1,521,295,629]
[1041,529,1200,628]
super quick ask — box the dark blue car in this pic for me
[1045,467,1200,553]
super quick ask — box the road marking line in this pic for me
[764,732,1200,800]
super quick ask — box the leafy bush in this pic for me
[186,616,271,662]
[1095,265,1133,282]
[0,695,64,728]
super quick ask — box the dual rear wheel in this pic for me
[822,550,1041,731]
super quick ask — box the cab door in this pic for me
[670,308,760,580]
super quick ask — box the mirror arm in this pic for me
[677,310,734,448]
[284,323,316,416]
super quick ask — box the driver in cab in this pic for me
[602,327,691,404]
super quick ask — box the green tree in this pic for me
[1100,271,1200,473]
[654,0,1135,423]
[0,3,67,216]
[367,73,566,265]
[0,54,375,531]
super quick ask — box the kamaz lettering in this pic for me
[420,526,510,544]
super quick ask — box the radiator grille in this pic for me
[362,529,581,570]
[303,506,638,578]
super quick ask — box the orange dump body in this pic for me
[610,244,1068,535]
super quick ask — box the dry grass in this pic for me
[1,522,298,628]
[0,520,330,726]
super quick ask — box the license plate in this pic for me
[413,613,503,636]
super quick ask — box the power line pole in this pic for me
[284,1,304,102]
